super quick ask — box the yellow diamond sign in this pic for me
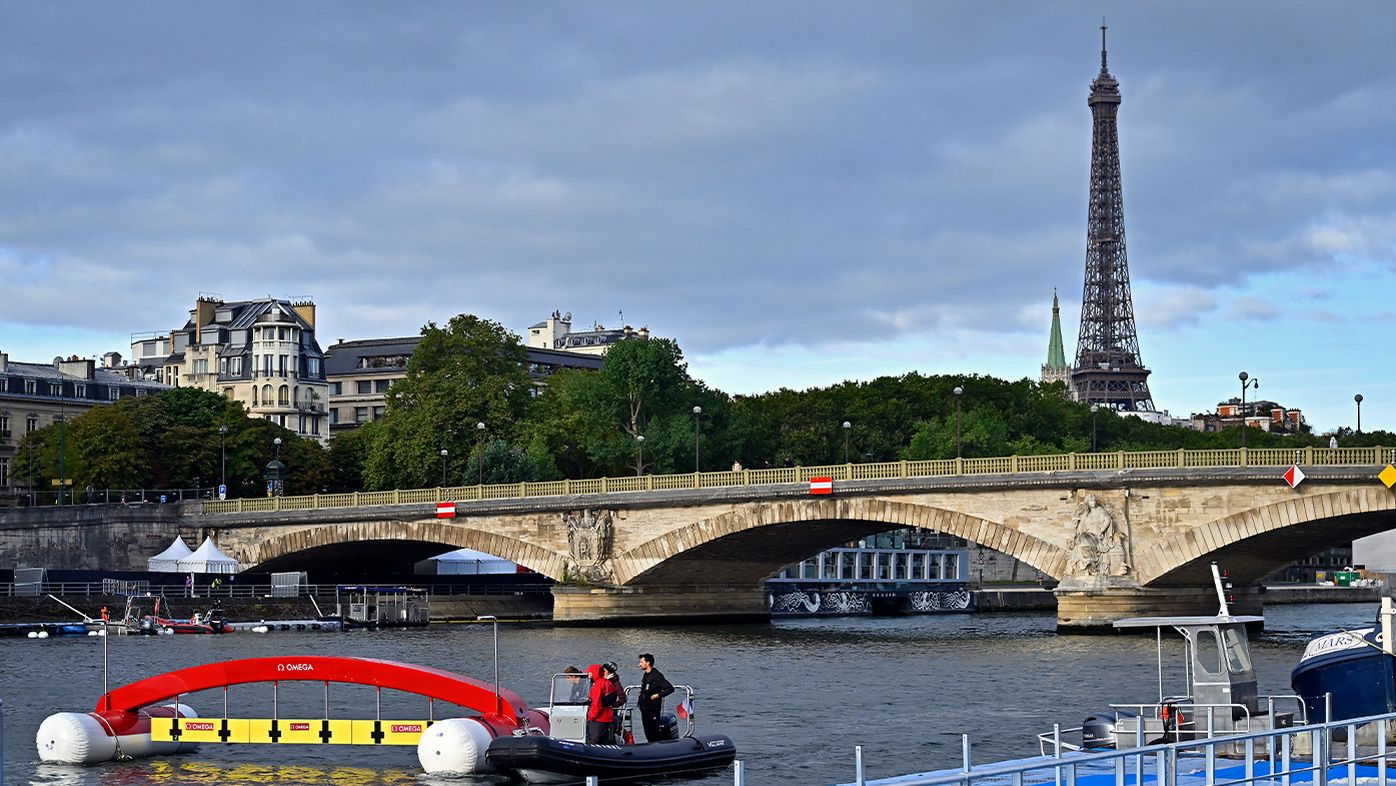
[1380,465,1396,489]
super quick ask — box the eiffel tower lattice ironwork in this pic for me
[1070,23,1155,412]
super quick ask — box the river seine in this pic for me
[0,604,1372,786]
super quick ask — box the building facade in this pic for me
[1191,398,1304,434]
[135,296,329,441]
[0,351,168,494]
[324,336,602,432]
[526,311,649,356]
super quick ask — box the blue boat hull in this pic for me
[1291,627,1396,723]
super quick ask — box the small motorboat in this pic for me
[1042,562,1300,754]
[486,670,736,783]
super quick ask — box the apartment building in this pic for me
[526,311,649,356]
[0,350,167,493]
[136,296,330,441]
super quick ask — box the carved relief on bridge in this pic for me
[1062,493,1136,588]
[563,509,616,585]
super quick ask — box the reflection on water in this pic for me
[1,603,1376,786]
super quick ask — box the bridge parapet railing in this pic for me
[195,446,1388,516]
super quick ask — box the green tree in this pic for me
[363,314,535,489]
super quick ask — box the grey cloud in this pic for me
[1,1,1393,356]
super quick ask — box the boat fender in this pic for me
[417,717,498,775]
[36,704,197,764]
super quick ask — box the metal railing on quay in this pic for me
[195,445,1396,516]
[0,581,552,599]
[844,703,1396,786]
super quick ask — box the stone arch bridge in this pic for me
[178,464,1396,628]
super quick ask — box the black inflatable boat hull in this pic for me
[486,734,736,783]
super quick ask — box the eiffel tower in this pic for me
[1070,23,1155,412]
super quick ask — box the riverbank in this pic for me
[0,592,552,625]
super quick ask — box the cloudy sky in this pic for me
[2,2,1392,432]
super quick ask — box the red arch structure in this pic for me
[97,656,529,723]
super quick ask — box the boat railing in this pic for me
[1035,726,1085,756]
[621,684,698,740]
[843,700,1393,786]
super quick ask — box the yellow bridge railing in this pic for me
[199,446,1394,516]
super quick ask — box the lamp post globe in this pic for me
[1090,404,1100,452]
[1238,372,1259,449]
[635,434,645,476]
[1355,394,1364,433]
[439,449,449,486]
[842,421,852,464]
[218,425,229,491]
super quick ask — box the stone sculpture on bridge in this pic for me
[1067,494,1132,579]
[563,508,615,584]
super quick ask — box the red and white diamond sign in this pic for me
[436,501,457,519]
[809,477,833,495]
[1283,465,1305,489]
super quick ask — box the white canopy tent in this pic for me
[176,536,240,575]
[425,548,517,576]
[147,536,194,573]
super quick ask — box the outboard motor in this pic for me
[1081,710,1133,750]
[653,713,679,741]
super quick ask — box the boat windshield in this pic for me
[551,673,592,705]
[1221,626,1252,673]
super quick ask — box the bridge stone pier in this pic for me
[4,460,1394,630]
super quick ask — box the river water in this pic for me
[0,604,1373,786]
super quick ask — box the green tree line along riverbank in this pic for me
[14,314,1392,496]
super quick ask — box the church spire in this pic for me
[1041,289,1070,387]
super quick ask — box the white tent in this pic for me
[176,536,240,575]
[426,548,517,576]
[147,536,194,573]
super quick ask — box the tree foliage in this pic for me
[362,314,535,489]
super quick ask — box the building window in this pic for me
[0,456,7,486]
[74,384,85,398]
[262,384,273,405]
[263,354,273,376]
[110,386,120,400]
[372,406,385,420]
[298,415,306,434]
[193,359,208,376]
[311,417,320,436]
[308,358,321,377]
[329,408,339,425]
[24,379,36,395]
[230,356,242,376]
[223,387,235,398]
[354,407,368,423]
[50,382,61,396]
[26,416,38,433]
[278,385,289,406]
[329,382,342,396]
[374,379,390,393]
[357,380,371,395]
[0,414,9,438]
[278,355,287,376]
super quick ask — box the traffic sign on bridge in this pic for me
[1283,465,1305,489]
[436,501,456,519]
[1380,465,1396,489]
[809,477,833,495]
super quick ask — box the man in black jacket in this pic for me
[636,653,675,742]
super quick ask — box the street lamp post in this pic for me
[1090,404,1099,452]
[265,437,285,497]
[635,435,645,476]
[476,422,486,485]
[692,406,702,473]
[440,449,449,486]
[219,425,228,493]
[953,386,964,459]
[1355,394,1364,434]
[1239,372,1259,448]
[842,421,852,464]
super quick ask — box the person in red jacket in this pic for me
[585,663,624,744]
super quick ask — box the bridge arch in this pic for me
[614,497,1067,586]
[232,520,569,581]
[1137,487,1396,587]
